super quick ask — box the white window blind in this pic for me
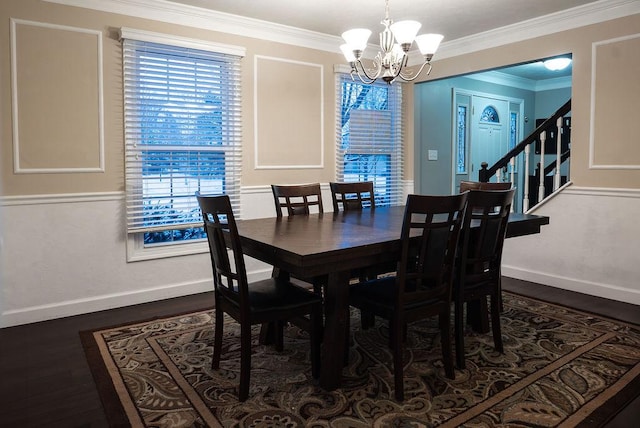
[122,33,242,235]
[335,75,404,206]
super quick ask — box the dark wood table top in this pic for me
[235,205,549,390]
[237,206,548,277]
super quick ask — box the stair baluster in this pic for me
[554,116,563,191]
[538,131,546,204]
[523,144,531,212]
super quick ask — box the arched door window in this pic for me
[480,105,500,123]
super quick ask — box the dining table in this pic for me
[235,205,549,391]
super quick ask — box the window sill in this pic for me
[126,233,209,262]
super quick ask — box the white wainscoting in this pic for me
[502,185,640,305]
[15,179,637,327]
[0,182,415,327]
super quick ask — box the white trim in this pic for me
[561,185,640,198]
[465,71,538,91]
[253,55,324,170]
[42,0,640,58]
[502,268,640,306]
[0,279,211,327]
[466,71,571,92]
[10,19,105,174]
[44,0,341,53]
[0,267,272,327]
[119,27,245,57]
[125,233,209,262]
[536,76,572,91]
[589,33,640,170]
[0,191,123,206]
[434,0,640,61]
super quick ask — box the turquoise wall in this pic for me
[414,76,570,196]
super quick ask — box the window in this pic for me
[456,104,468,174]
[121,29,243,257]
[480,105,500,123]
[336,75,404,207]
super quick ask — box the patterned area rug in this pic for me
[81,292,640,427]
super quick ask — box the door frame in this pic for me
[451,88,524,195]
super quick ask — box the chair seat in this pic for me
[247,279,323,314]
[351,277,446,313]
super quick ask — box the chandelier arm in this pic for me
[355,58,382,82]
[351,68,376,84]
[398,61,433,82]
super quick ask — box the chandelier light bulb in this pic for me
[389,20,421,46]
[341,28,372,53]
[340,44,356,62]
[415,34,444,56]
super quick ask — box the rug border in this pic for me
[80,327,132,427]
[79,307,214,428]
[506,289,640,329]
[80,294,639,427]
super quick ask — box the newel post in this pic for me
[478,162,489,182]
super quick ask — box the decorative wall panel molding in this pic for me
[254,55,324,169]
[10,19,104,173]
[589,33,640,170]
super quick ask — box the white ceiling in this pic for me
[164,0,596,81]
[166,0,600,42]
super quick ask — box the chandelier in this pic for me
[340,0,443,84]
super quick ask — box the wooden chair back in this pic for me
[458,189,515,285]
[454,188,515,369]
[329,181,375,212]
[271,183,324,217]
[196,193,248,308]
[459,180,512,193]
[397,193,468,311]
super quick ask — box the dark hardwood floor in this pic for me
[0,278,638,427]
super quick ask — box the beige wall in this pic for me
[1,1,639,326]
[413,13,640,189]
[1,0,370,197]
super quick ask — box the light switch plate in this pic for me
[428,150,438,161]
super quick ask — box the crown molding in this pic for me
[44,0,640,58]
[464,71,572,91]
[436,0,640,59]
[43,0,343,53]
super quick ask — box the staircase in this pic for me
[478,99,571,212]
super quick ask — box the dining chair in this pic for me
[459,180,512,192]
[348,192,468,401]
[270,183,326,292]
[454,188,515,370]
[459,180,513,313]
[330,181,386,329]
[271,183,324,217]
[196,193,323,402]
[329,181,375,212]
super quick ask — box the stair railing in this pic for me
[478,99,571,211]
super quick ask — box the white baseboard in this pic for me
[0,266,274,328]
[502,265,640,305]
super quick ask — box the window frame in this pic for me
[120,28,244,261]
[335,74,404,207]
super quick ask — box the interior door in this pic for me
[470,96,509,181]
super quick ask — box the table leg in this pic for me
[259,268,291,345]
[319,269,351,391]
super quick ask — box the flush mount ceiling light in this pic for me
[340,0,443,84]
[543,57,572,71]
